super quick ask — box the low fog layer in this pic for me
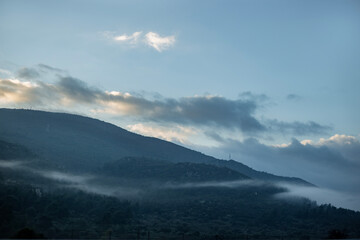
[276,183,360,211]
[2,160,359,211]
[0,160,140,198]
[198,134,360,211]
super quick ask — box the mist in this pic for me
[0,160,140,198]
[163,179,268,189]
[275,183,360,212]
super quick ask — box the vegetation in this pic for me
[1,174,360,239]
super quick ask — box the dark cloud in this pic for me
[0,73,265,132]
[238,91,269,103]
[106,93,265,132]
[267,119,331,135]
[17,67,40,79]
[204,131,225,143]
[57,76,101,103]
[33,75,265,132]
[162,96,264,132]
[38,64,66,73]
[286,94,302,101]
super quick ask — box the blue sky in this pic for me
[1,0,360,209]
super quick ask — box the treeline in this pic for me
[0,181,133,238]
[1,179,360,239]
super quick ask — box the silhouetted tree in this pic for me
[328,229,348,239]
[12,228,45,239]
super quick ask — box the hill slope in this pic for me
[0,108,310,185]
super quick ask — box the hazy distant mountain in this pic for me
[0,108,310,185]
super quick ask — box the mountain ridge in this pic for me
[0,108,311,185]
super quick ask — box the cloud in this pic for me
[276,183,360,211]
[1,66,332,136]
[303,134,360,164]
[38,64,66,73]
[0,160,24,168]
[127,123,197,144]
[0,160,140,198]
[0,68,13,77]
[0,78,42,104]
[41,171,91,184]
[112,31,142,44]
[102,31,175,52]
[163,179,267,189]
[98,93,265,132]
[286,94,302,101]
[0,73,265,132]
[58,76,101,103]
[145,32,175,52]
[17,67,40,79]
[162,178,360,211]
[199,134,360,200]
[239,91,269,103]
[267,119,331,135]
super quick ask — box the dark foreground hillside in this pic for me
[1,178,360,239]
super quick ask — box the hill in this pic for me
[0,108,310,185]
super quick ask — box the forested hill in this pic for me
[0,108,310,185]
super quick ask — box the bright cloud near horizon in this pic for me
[0,0,360,210]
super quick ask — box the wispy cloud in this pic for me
[267,119,331,136]
[0,160,140,198]
[286,94,302,101]
[102,31,175,52]
[38,64,66,73]
[0,68,13,77]
[163,179,267,189]
[17,67,40,79]
[113,31,142,44]
[145,32,175,52]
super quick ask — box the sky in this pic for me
[0,0,360,209]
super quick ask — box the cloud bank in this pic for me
[0,65,330,137]
[201,134,360,199]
